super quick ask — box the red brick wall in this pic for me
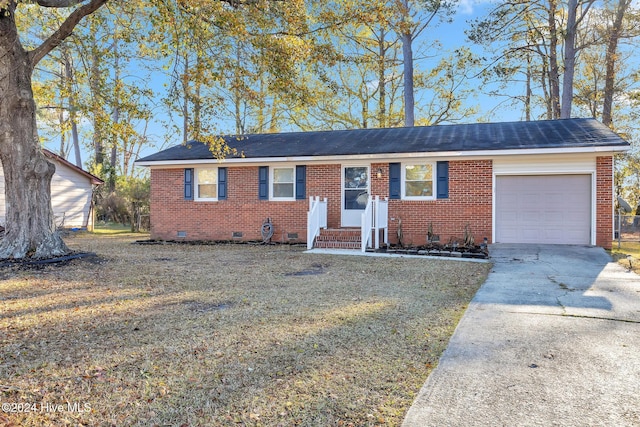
[596,156,613,249]
[379,160,493,246]
[151,157,615,248]
[150,160,494,246]
[150,167,309,242]
[307,164,341,228]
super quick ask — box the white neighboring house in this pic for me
[0,150,104,229]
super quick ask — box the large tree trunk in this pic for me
[560,0,578,119]
[401,0,414,127]
[548,0,561,119]
[62,46,82,168]
[561,0,596,119]
[90,27,105,164]
[0,11,69,259]
[540,58,553,119]
[401,30,414,127]
[182,54,190,142]
[1,0,107,259]
[602,0,631,127]
[377,28,387,128]
[525,53,532,121]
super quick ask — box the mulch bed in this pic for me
[136,239,490,259]
[371,243,489,259]
[0,252,99,269]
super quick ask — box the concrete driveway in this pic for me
[403,244,640,427]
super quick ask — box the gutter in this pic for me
[135,145,631,167]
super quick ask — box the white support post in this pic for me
[307,196,328,250]
[374,196,380,249]
[321,198,327,229]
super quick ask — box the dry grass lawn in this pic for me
[0,233,490,426]
[610,241,640,274]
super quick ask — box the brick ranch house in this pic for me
[135,118,629,250]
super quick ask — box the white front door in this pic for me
[341,165,370,227]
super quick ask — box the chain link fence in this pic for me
[615,215,640,242]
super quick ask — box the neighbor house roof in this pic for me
[136,118,629,165]
[44,149,104,185]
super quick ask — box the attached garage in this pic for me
[495,175,592,244]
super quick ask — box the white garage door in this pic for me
[495,175,591,245]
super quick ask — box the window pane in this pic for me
[197,169,217,199]
[405,181,432,197]
[198,184,217,199]
[198,169,217,184]
[274,168,294,183]
[345,167,368,188]
[405,164,432,181]
[274,183,294,198]
[344,189,368,209]
[273,167,294,198]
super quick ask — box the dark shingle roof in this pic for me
[136,118,629,163]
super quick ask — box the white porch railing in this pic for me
[361,195,389,252]
[374,196,389,250]
[361,197,374,252]
[307,196,327,249]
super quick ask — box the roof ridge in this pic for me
[136,119,629,164]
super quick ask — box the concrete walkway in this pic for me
[403,244,640,427]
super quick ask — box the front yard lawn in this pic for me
[610,241,640,274]
[0,233,490,426]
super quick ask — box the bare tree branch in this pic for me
[28,0,109,67]
[35,0,84,6]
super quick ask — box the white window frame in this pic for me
[195,167,218,201]
[401,162,436,200]
[270,166,296,201]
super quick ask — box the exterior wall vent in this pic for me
[232,231,243,238]
[287,233,298,240]
[177,231,187,238]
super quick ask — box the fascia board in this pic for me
[134,145,630,167]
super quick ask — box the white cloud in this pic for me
[457,0,496,15]
[458,0,475,15]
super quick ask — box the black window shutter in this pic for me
[436,161,449,199]
[184,168,194,200]
[258,166,269,200]
[295,165,306,200]
[218,167,227,200]
[389,163,401,199]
